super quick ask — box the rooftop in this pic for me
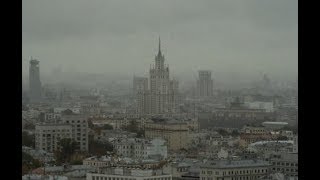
[201,159,271,169]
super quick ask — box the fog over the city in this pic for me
[22,0,297,88]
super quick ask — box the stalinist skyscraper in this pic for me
[135,38,179,116]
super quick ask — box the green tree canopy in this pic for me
[88,135,113,156]
[55,138,78,164]
[22,131,35,148]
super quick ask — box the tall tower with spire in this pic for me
[29,57,42,102]
[136,37,180,116]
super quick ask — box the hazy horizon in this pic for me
[23,0,297,86]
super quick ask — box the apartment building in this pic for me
[61,114,89,151]
[35,123,72,152]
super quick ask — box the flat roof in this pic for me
[201,160,271,169]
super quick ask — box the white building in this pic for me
[112,138,167,159]
[35,123,72,152]
[87,166,171,180]
[244,101,274,112]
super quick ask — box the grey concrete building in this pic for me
[196,70,213,98]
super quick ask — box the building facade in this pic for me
[200,160,271,180]
[136,38,180,115]
[268,153,298,178]
[61,114,89,151]
[133,76,148,95]
[112,138,168,159]
[87,166,172,180]
[144,119,189,151]
[29,58,42,102]
[35,123,72,152]
[196,70,213,98]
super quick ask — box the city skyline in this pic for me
[23,0,297,83]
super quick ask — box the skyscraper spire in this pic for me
[158,36,161,56]
[159,36,161,52]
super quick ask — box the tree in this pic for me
[88,135,113,156]
[22,131,35,148]
[22,152,41,175]
[88,119,94,129]
[217,129,229,136]
[123,120,145,137]
[124,120,139,132]
[277,136,288,141]
[61,109,74,115]
[55,138,78,164]
[102,124,113,130]
[231,130,240,137]
[136,130,145,138]
[24,122,35,130]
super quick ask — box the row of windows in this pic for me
[272,168,298,172]
[41,129,71,132]
[202,176,260,180]
[91,176,170,180]
[272,162,298,167]
[65,120,86,123]
[202,169,267,175]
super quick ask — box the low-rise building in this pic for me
[200,159,271,180]
[145,119,189,151]
[112,138,167,159]
[269,153,298,178]
[87,166,172,180]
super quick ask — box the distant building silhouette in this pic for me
[136,37,180,115]
[29,57,42,102]
[196,70,213,97]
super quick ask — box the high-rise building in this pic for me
[196,70,213,97]
[29,57,42,102]
[133,76,148,95]
[136,38,180,115]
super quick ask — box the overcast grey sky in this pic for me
[22,0,297,82]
